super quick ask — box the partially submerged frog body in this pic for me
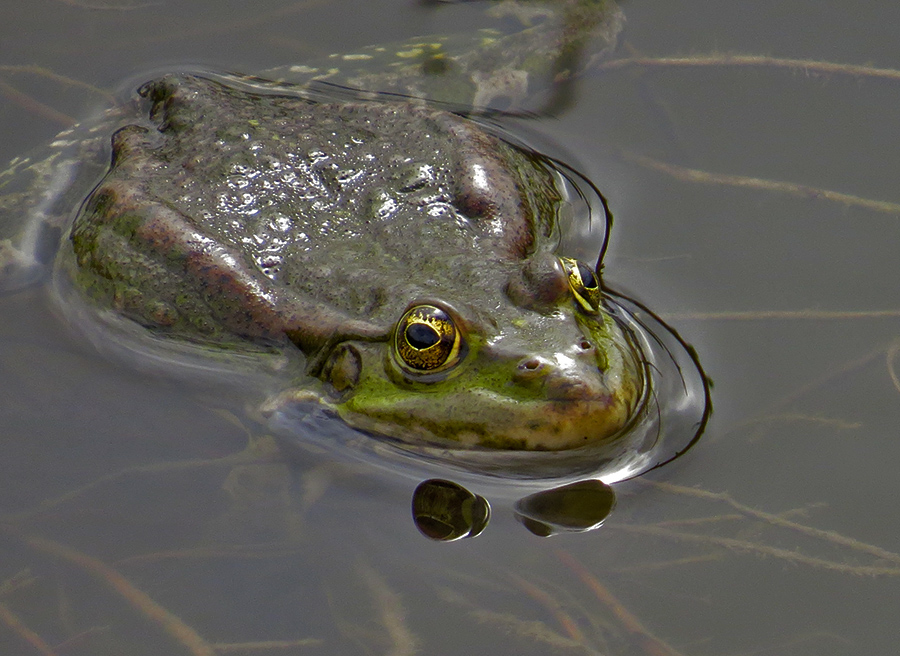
[67,74,642,450]
[1,0,705,466]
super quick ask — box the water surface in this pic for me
[1,1,899,654]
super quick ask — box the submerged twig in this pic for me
[51,627,111,653]
[620,150,900,215]
[613,524,900,577]
[506,571,589,649]
[0,570,36,598]
[556,550,687,656]
[596,53,900,84]
[645,481,900,567]
[3,528,216,656]
[435,574,592,650]
[886,340,900,395]
[727,413,861,444]
[0,601,58,656]
[356,561,418,656]
[0,78,74,127]
[0,66,115,102]
[610,553,723,575]
[653,513,743,528]
[469,609,587,650]
[663,309,900,321]
[2,437,280,523]
[742,344,886,420]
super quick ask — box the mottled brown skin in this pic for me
[69,74,642,450]
[73,76,555,353]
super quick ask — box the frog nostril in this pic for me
[579,340,592,351]
[514,357,548,384]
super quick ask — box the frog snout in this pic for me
[512,344,608,401]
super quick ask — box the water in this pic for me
[2,1,899,654]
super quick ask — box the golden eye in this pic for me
[394,305,463,373]
[559,257,602,313]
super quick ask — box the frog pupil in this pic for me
[577,262,597,289]
[407,323,440,350]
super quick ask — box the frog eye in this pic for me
[394,305,463,374]
[559,257,602,313]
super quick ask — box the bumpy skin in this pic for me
[69,74,641,451]
[1,0,625,293]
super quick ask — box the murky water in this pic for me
[2,1,899,654]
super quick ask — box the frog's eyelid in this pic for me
[559,257,602,314]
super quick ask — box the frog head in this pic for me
[301,251,643,451]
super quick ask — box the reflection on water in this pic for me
[513,478,616,537]
[1,0,900,654]
[412,479,491,541]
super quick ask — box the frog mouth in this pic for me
[332,388,640,451]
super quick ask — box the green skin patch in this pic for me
[313,301,641,451]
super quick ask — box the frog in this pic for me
[2,0,706,467]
